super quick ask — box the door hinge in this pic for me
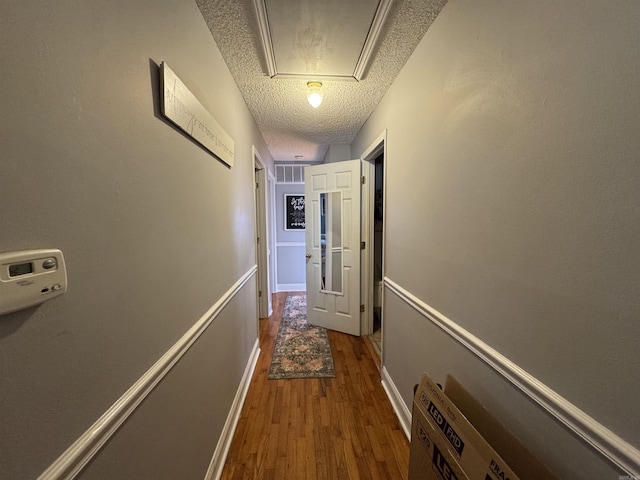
[360,241,365,250]
[257,237,260,244]
[256,182,259,190]
[360,304,365,313]
[361,176,365,185]
[259,290,262,297]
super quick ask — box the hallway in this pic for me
[3,1,639,478]
[221,293,409,479]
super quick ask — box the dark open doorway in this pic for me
[370,151,384,355]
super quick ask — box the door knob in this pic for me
[306,252,312,259]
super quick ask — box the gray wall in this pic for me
[322,144,351,163]
[275,182,306,290]
[352,0,639,478]
[0,0,272,478]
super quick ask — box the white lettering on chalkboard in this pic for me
[285,195,305,230]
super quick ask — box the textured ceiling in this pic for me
[196,0,447,162]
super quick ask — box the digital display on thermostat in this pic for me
[9,262,33,277]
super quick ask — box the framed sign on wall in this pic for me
[285,194,305,230]
[160,62,235,167]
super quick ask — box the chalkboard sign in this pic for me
[285,194,305,230]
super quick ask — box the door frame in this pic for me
[360,130,387,338]
[253,146,272,318]
[266,168,277,313]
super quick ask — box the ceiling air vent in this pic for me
[276,164,307,184]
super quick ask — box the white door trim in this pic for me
[360,130,387,343]
[253,146,270,318]
[266,169,276,316]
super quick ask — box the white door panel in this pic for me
[305,159,361,336]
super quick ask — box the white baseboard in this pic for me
[384,276,640,477]
[204,339,261,480]
[276,283,306,292]
[381,366,412,440]
[37,266,258,480]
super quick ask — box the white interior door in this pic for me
[305,159,361,336]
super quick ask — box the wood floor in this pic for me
[220,292,410,480]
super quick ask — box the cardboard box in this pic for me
[444,375,559,480]
[410,413,471,480]
[409,373,520,480]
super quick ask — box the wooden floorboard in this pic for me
[221,292,410,480]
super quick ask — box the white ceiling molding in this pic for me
[253,0,277,77]
[254,0,394,82]
[353,0,394,81]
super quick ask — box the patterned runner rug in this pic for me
[268,294,336,379]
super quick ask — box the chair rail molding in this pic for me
[384,276,640,476]
[37,266,258,480]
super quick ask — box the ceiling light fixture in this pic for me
[307,82,323,108]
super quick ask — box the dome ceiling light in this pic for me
[307,82,323,108]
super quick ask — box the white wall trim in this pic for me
[254,148,270,319]
[384,276,640,476]
[205,338,260,480]
[359,129,387,337]
[267,168,276,317]
[353,0,393,80]
[275,241,305,247]
[276,283,306,292]
[359,129,387,161]
[381,366,412,441]
[37,266,259,480]
[253,0,277,77]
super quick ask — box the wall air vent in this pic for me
[276,164,308,184]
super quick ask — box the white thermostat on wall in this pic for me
[0,249,67,316]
